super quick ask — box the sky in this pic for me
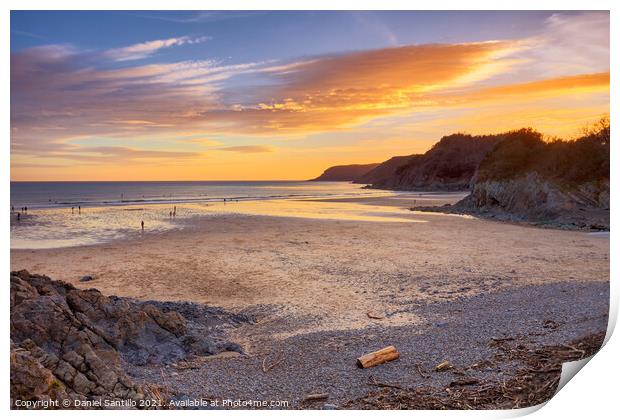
[10,10,610,181]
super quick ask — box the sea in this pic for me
[10,181,419,249]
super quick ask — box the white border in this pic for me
[3,1,616,419]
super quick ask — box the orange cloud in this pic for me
[10,32,610,181]
[223,42,517,130]
[214,45,607,134]
[461,72,609,102]
[218,145,273,153]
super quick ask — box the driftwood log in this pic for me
[435,360,453,371]
[356,345,400,368]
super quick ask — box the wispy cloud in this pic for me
[104,35,210,61]
[11,29,44,40]
[218,145,273,153]
[10,11,610,178]
[126,11,264,24]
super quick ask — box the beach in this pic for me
[10,194,610,407]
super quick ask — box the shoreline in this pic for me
[9,192,463,251]
[10,194,610,408]
[413,203,611,232]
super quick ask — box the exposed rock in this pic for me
[454,174,609,229]
[10,271,247,409]
[80,275,94,282]
[364,134,502,190]
[10,340,70,406]
[417,125,610,230]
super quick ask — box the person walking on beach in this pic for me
[11,205,14,213]
[78,206,81,214]
[173,206,176,217]
[169,211,173,218]
[141,220,144,232]
[72,206,74,214]
[16,212,20,221]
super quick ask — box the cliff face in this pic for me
[310,163,379,181]
[455,126,610,229]
[354,155,417,185]
[368,134,502,190]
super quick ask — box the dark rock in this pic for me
[361,133,502,190]
[80,275,94,282]
[224,343,244,354]
[10,271,247,408]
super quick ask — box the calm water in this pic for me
[10,181,411,249]
[10,181,380,209]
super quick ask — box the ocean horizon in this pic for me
[11,181,443,249]
[10,180,379,210]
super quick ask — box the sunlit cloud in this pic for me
[218,145,273,153]
[104,36,210,61]
[10,11,609,180]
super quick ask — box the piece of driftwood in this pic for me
[301,393,329,402]
[435,360,453,371]
[357,345,400,368]
[366,312,384,320]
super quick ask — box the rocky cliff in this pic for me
[310,163,379,181]
[367,134,502,190]
[452,126,610,229]
[10,271,248,409]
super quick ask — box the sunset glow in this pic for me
[11,11,609,181]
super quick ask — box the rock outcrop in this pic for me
[310,163,379,181]
[422,125,610,230]
[366,134,502,190]
[10,271,248,409]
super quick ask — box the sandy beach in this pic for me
[11,195,608,332]
[10,194,609,407]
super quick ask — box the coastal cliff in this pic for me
[315,119,609,229]
[310,163,379,181]
[362,134,501,190]
[450,126,610,229]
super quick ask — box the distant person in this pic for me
[16,212,20,221]
[11,205,14,213]
[141,220,144,232]
[24,206,28,213]
[169,211,172,218]
[78,206,81,214]
[72,206,74,214]
[173,206,177,217]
